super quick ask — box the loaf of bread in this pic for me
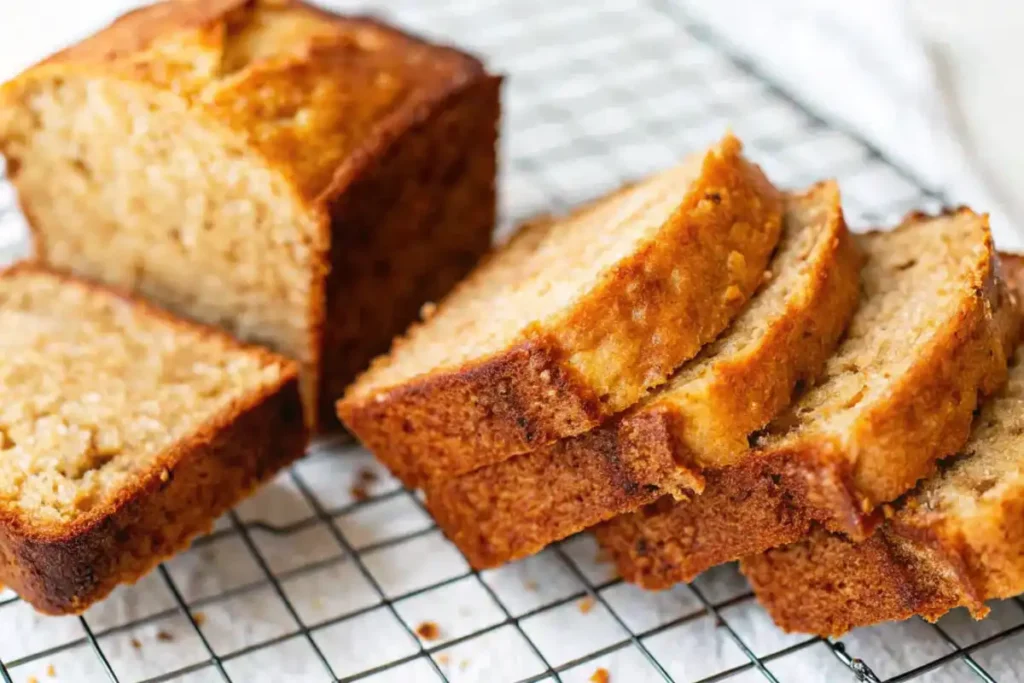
[596,210,1022,588]
[339,135,783,487]
[0,263,307,614]
[426,182,861,568]
[0,0,499,428]
[743,255,1024,636]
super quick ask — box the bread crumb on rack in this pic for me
[415,621,441,641]
[436,654,450,666]
[523,579,539,592]
[590,667,610,683]
[130,638,142,650]
[192,611,207,626]
[578,596,595,614]
[46,664,56,677]
[459,659,470,671]
[156,630,174,642]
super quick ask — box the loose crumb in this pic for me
[459,659,470,671]
[349,484,369,501]
[415,621,441,641]
[523,579,539,592]
[590,667,610,683]
[192,611,207,626]
[578,596,595,614]
[436,654,450,666]
[46,664,56,677]
[27,677,38,683]
[357,467,379,484]
[156,630,174,642]
[130,638,142,650]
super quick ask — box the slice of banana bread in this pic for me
[339,135,783,487]
[743,258,1024,636]
[596,212,1022,589]
[0,0,499,428]
[0,263,307,615]
[425,182,860,568]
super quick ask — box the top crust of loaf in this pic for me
[338,134,784,486]
[425,181,861,568]
[5,0,487,205]
[597,211,1022,589]
[743,257,1024,636]
[0,0,498,427]
[0,261,300,540]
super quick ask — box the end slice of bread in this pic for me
[0,263,307,614]
[339,134,784,486]
[596,213,1022,589]
[743,257,1024,636]
[426,181,861,568]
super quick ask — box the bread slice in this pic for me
[0,263,307,615]
[596,211,1022,589]
[743,256,1024,636]
[425,182,860,568]
[339,135,783,486]
[0,0,499,428]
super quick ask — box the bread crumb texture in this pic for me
[340,134,783,485]
[425,182,860,569]
[744,334,1024,636]
[598,211,1020,588]
[590,668,610,683]
[0,267,285,528]
[0,0,494,423]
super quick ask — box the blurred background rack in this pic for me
[2,1,1024,681]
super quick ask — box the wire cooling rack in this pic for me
[3,0,1024,681]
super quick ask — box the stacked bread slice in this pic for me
[339,134,784,487]
[742,257,1024,636]
[423,180,861,568]
[596,208,1021,588]
[342,133,1024,640]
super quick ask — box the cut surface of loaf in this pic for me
[0,263,307,614]
[596,211,1022,589]
[339,134,784,486]
[743,258,1024,636]
[0,0,499,428]
[425,182,860,568]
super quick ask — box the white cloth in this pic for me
[681,0,1023,249]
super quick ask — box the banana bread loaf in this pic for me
[426,182,861,568]
[0,262,307,614]
[0,0,499,428]
[596,210,1021,588]
[339,135,783,487]
[743,256,1024,635]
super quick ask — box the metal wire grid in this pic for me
[1,0,1024,681]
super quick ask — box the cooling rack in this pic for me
[2,0,1024,681]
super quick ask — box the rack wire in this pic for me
[2,0,1023,681]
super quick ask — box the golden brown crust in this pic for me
[598,220,1022,589]
[426,184,861,568]
[739,527,978,637]
[741,252,1024,636]
[0,264,308,615]
[3,0,497,430]
[339,136,784,487]
[426,410,683,569]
